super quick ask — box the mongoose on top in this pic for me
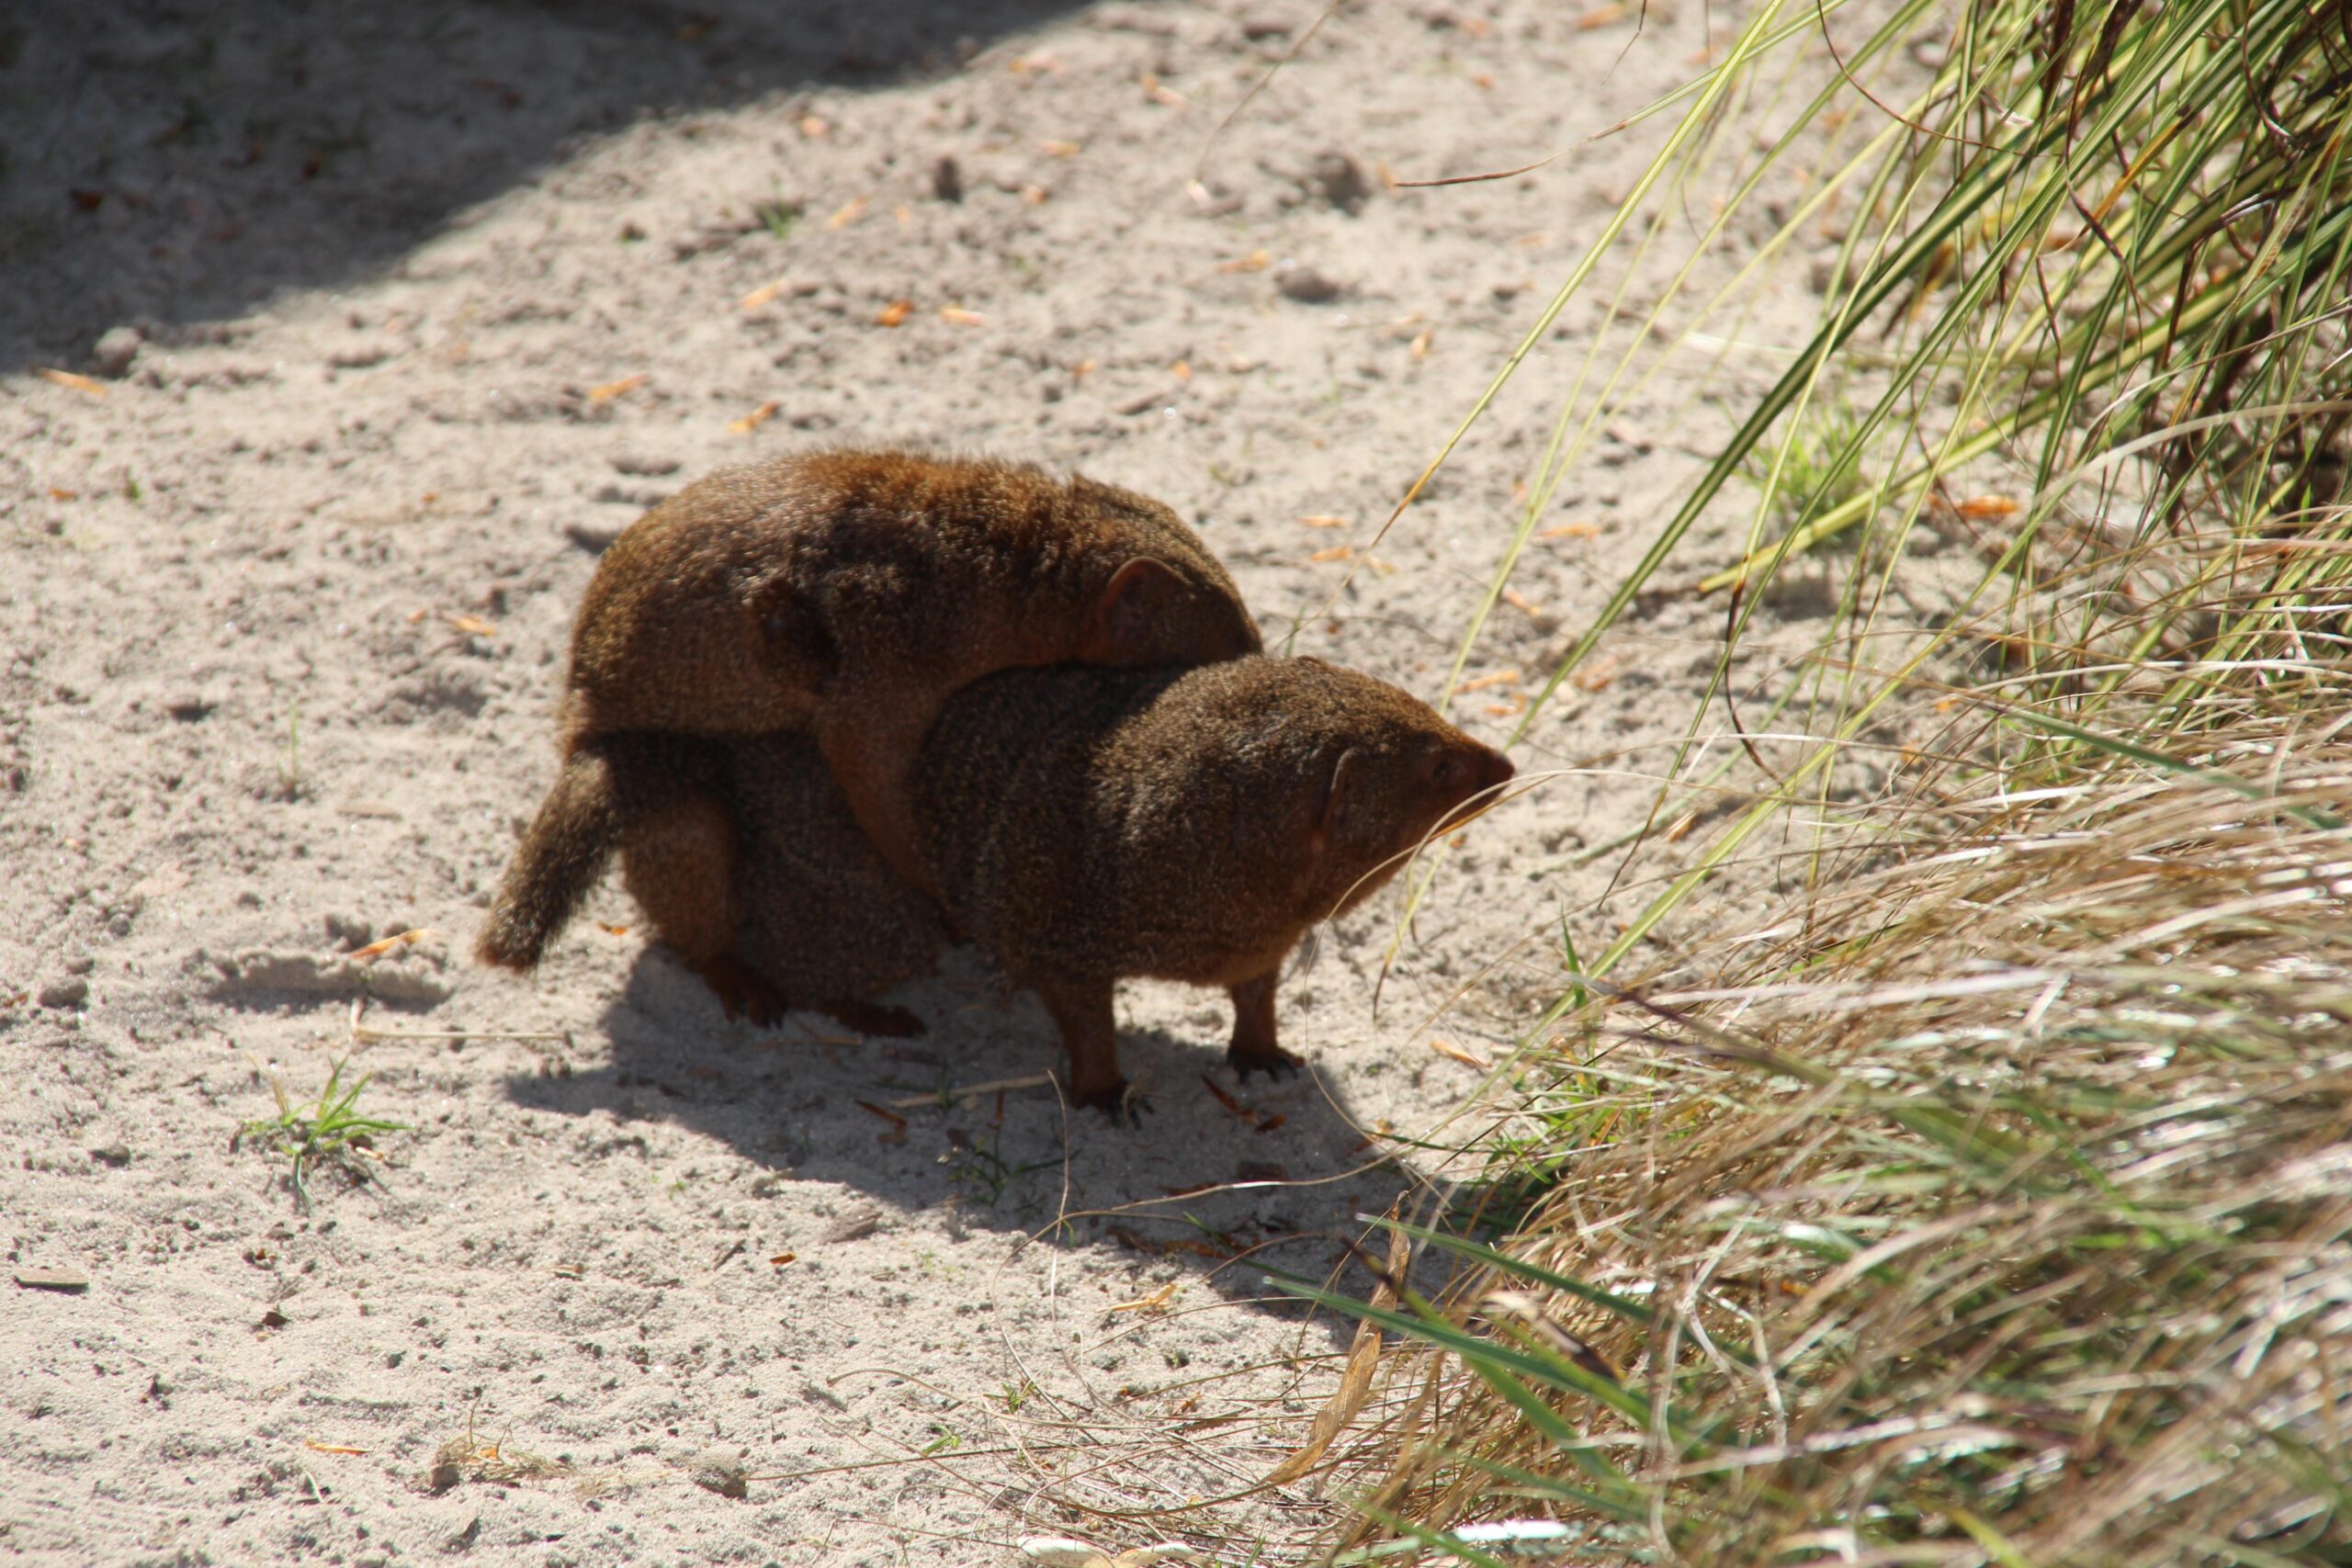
[475,448,1262,1010]
[623,656,1516,1116]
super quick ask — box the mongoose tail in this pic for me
[476,734,713,972]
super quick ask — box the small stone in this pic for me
[92,325,142,378]
[38,976,88,1010]
[1276,265,1344,304]
[1310,152,1371,213]
[89,1143,130,1168]
[328,337,393,370]
[822,1206,883,1244]
[687,1450,749,1499]
[63,953,94,976]
[565,521,624,554]
[164,694,214,722]
[610,452,681,477]
[324,913,374,951]
[1240,9,1295,39]
[932,155,963,203]
[14,1268,88,1292]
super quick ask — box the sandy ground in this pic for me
[1,1,1838,1562]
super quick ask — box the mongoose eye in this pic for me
[1426,752,1463,791]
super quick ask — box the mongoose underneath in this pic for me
[476,449,1262,1002]
[618,731,946,1039]
[626,656,1515,1115]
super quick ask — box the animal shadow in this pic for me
[503,943,1429,1325]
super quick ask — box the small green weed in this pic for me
[1738,390,1870,535]
[944,1125,1064,1207]
[238,1057,405,1211]
[754,197,800,242]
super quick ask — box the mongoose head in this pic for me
[1283,660,1516,919]
[1072,478,1264,666]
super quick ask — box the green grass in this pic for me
[239,1057,405,1212]
[754,196,801,243]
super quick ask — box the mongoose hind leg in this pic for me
[692,953,797,1027]
[617,784,791,1024]
[1035,974,1144,1123]
[1227,969,1304,1080]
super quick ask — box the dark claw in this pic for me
[1075,1079,1150,1126]
[1228,1044,1305,1082]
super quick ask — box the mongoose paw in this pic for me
[693,955,794,1028]
[824,999,926,1039]
[1227,1043,1306,1082]
[1075,1079,1150,1126]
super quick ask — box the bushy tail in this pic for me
[477,735,713,970]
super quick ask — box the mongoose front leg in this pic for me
[1227,969,1304,1080]
[815,689,944,897]
[1035,974,1141,1123]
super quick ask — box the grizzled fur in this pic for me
[477,449,1261,978]
[912,656,1513,1109]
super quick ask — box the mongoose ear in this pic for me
[1093,557,1183,656]
[1307,747,1361,860]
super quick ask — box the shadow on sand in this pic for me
[503,943,1431,1332]
[2,0,1094,362]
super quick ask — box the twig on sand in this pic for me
[885,1073,1057,1111]
[345,998,572,1047]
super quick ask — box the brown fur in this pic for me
[653,657,1513,1116]
[476,449,1261,974]
[914,656,1514,1112]
[618,732,945,1037]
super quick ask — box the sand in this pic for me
[0,1,1837,1561]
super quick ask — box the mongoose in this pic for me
[630,657,1514,1115]
[618,731,945,1038]
[476,449,1263,987]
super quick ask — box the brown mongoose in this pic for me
[630,656,1514,1115]
[475,449,1263,980]
[618,731,945,1037]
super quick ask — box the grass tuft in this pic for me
[238,1056,405,1212]
[1341,716,2352,1558]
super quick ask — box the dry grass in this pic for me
[1339,673,2352,1561]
